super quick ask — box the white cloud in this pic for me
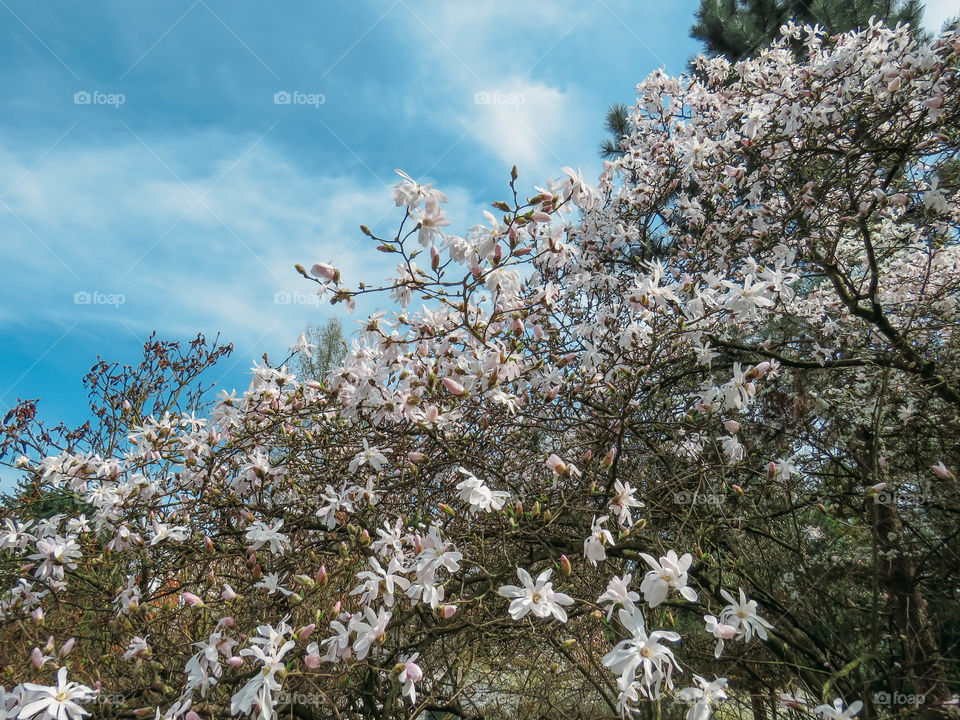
[0,132,459,357]
[468,78,583,180]
[391,1,598,184]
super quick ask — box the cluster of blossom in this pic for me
[0,17,957,720]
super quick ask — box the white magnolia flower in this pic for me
[350,606,391,660]
[498,567,574,622]
[255,572,294,596]
[232,620,295,720]
[150,519,190,545]
[609,480,644,527]
[677,675,728,720]
[602,605,681,699]
[16,667,96,720]
[455,469,509,514]
[29,536,82,581]
[638,550,698,607]
[583,515,615,566]
[351,557,410,607]
[814,699,863,719]
[320,616,353,663]
[348,440,390,473]
[597,574,640,619]
[719,587,773,641]
[245,519,291,556]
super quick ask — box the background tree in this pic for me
[690,0,926,61]
[292,316,346,383]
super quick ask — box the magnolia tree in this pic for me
[2,19,960,720]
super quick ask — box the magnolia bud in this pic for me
[299,623,316,640]
[560,554,572,576]
[222,584,237,601]
[316,565,328,585]
[60,638,75,656]
[601,447,616,469]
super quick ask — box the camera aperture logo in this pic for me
[74,291,125,308]
[274,90,325,108]
[74,91,125,108]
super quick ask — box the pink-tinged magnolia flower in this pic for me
[396,653,423,704]
[31,646,51,669]
[440,604,457,619]
[311,262,340,283]
[304,646,322,669]
[498,567,574,622]
[442,377,466,396]
[719,588,773,642]
[226,656,244,668]
[545,454,567,474]
[221,584,237,601]
[122,636,149,660]
[60,638,75,656]
[704,615,737,658]
[181,592,204,607]
[931,462,955,479]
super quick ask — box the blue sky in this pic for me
[0,0,955,458]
